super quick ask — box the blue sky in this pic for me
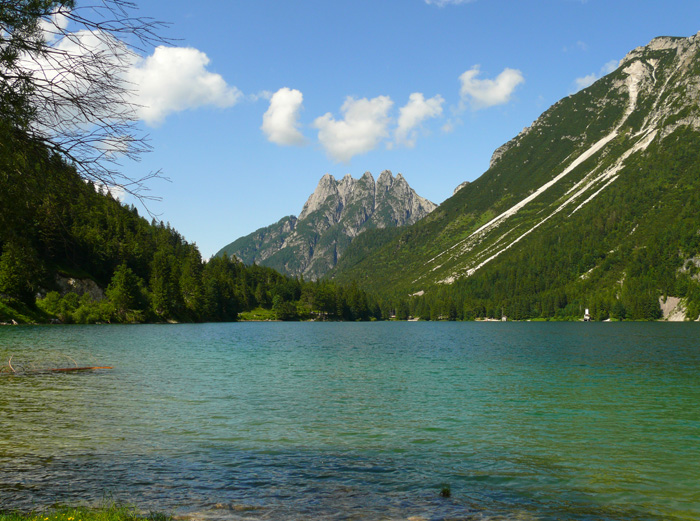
[105,0,700,258]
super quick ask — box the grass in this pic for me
[238,307,277,321]
[0,504,171,521]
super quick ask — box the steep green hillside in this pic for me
[331,34,700,320]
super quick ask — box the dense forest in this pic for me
[0,1,394,324]
[0,118,388,324]
[3,110,699,323]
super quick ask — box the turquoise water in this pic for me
[0,322,699,520]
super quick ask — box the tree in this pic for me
[149,247,180,317]
[0,239,43,304]
[0,0,167,200]
[106,262,144,320]
[272,294,298,321]
[179,248,204,318]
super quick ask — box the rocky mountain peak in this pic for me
[376,170,396,191]
[218,170,437,279]
[298,174,339,221]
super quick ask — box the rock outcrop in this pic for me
[217,170,436,279]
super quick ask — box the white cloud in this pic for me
[602,59,620,74]
[572,59,620,92]
[425,0,476,6]
[20,32,241,129]
[441,119,458,133]
[573,73,598,91]
[459,65,524,109]
[128,46,242,126]
[261,87,305,146]
[249,90,273,102]
[314,96,393,162]
[16,29,129,134]
[563,40,588,53]
[39,8,70,43]
[395,93,444,147]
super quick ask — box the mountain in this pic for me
[331,33,700,321]
[0,123,386,324]
[216,170,436,279]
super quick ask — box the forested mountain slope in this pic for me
[0,123,383,324]
[331,33,700,321]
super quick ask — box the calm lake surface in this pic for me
[1,322,699,520]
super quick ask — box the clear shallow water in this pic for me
[0,322,699,520]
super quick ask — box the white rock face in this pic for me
[453,181,470,195]
[659,296,686,321]
[299,170,435,229]
[55,275,105,301]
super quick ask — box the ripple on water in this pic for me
[0,322,699,520]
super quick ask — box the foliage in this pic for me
[0,120,385,323]
[439,484,451,498]
[0,0,167,197]
[0,239,43,305]
[0,0,388,325]
[330,43,700,322]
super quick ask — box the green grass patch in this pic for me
[0,503,171,521]
[238,307,277,321]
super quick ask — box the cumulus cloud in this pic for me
[395,93,444,147]
[128,46,242,126]
[313,96,393,162]
[39,9,70,43]
[441,118,459,134]
[20,28,242,129]
[459,65,524,109]
[573,73,598,91]
[573,59,620,92]
[261,87,305,146]
[425,0,476,6]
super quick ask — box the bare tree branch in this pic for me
[0,0,171,207]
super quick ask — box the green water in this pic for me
[0,322,698,520]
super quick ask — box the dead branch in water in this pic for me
[48,366,113,372]
[2,354,112,375]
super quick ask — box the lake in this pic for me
[1,322,699,520]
